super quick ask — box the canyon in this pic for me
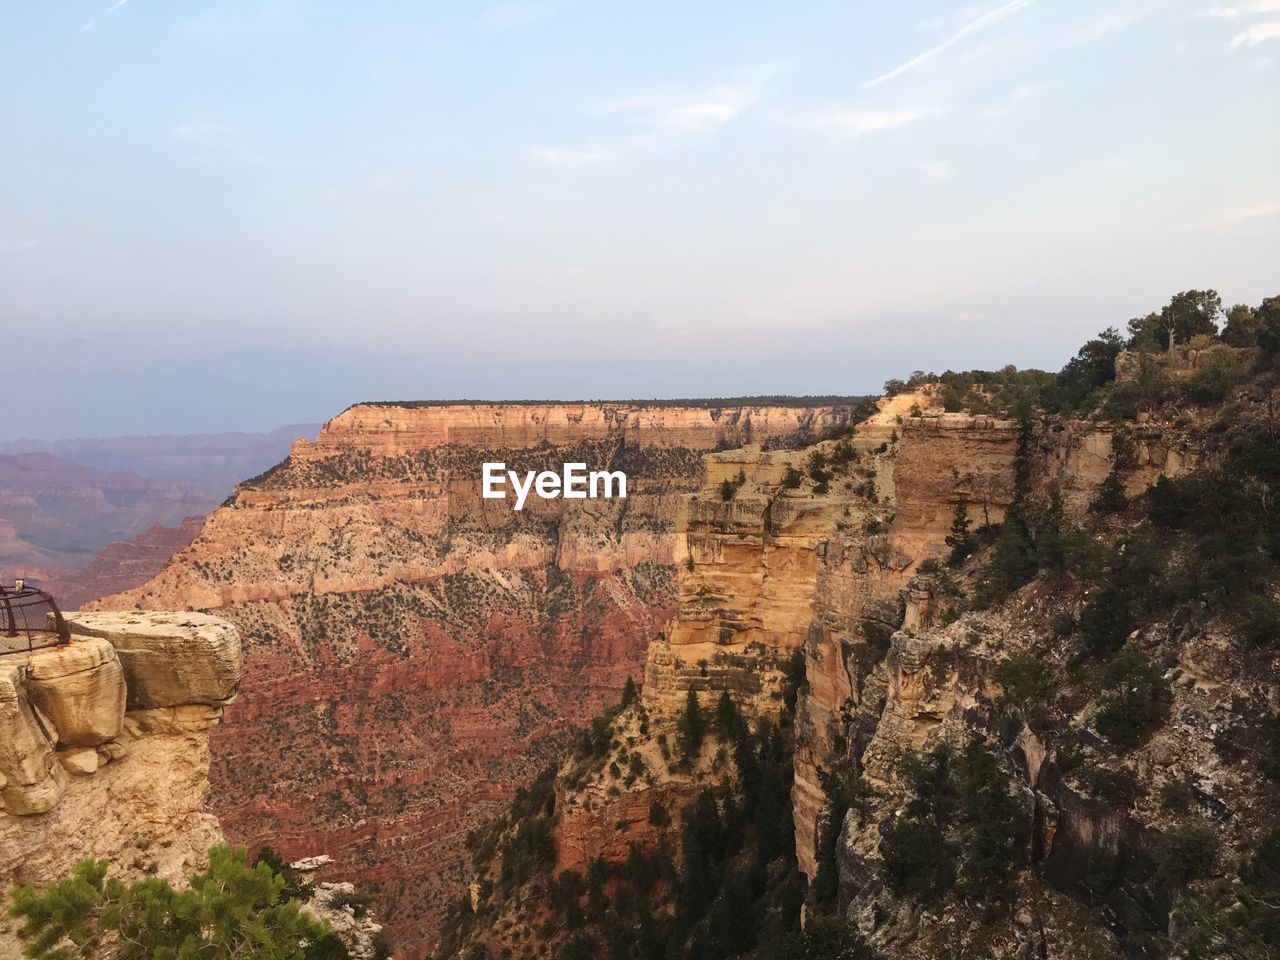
[0,453,214,574]
[0,423,320,499]
[441,347,1277,960]
[90,400,865,957]
[0,425,321,610]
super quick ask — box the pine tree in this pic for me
[676,688,705,762]
[9,846,342,960]
[990,512,1037,597]
[620,676,638,707]
[715,690,740,735]
[989,416,1039,595]
[945,501,975,566]
[1090,470,1127,514]
[1034,491,1069,574]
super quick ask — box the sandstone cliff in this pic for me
[0,611,242,958]
[438,361,1272,960]
[90,399,863,957]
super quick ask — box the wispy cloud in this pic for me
[1230,20,1280,44]
[916,160,955,181]
[81,0,128,32]
[863,0,1039,88]
[805,107,930,138]
[527,73,774,170]
[170,119,283,169]
[606,81,761,133]
[1209,0,1280,16]
[1176,201,1280,232]
[1219,201,1280,222]
[527,145,615,168]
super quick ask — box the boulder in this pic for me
[96,738,129,764]
[58,748,99,776]
[0,662,65,815]
[24,637,126,748]
[64,612,242,710]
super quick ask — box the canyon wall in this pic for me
[91,400,861,957]
[436,384,1235,960]
[0,612,242,959]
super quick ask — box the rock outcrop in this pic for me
[0,612,242,958]
[438,326,1280,960]
[89,399,862,957]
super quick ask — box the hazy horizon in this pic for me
[4,0,1277,440]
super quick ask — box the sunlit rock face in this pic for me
[90,399,861,958]
[0,611,242,959]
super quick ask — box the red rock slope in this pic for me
[91,400,862,957]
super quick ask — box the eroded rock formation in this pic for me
[0,611,242,958]
[89,400,861,957]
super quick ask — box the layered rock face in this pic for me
[0,611,242,958]
[438,382,1255,960]
[90,400,859,957]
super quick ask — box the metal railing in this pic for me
[0,582,70,657]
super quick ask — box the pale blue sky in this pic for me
[2,0,1278,438]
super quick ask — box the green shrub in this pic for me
[1186,347,1240,405]
[880,814,955,904]
[500,816,556,887]
[1090,471,1127,514]
[1080,587,1135,658]
[995,654,1056,730]
[879,742,1027,906]
[1239,595,1280,647]
[1095,646,1174,748]
[9,846,338,960]
[1153,824,1218,887]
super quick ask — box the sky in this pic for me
[2,0,1278,439]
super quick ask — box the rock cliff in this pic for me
[89,399,863,957]
[438,357,1275,959]
[0,611,242,958]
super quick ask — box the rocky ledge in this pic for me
[0,611,242,818]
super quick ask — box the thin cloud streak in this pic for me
[1209,1,1280,16]
[605,81,761,132]
[863,0,1039,88]
[806,107,929,138]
